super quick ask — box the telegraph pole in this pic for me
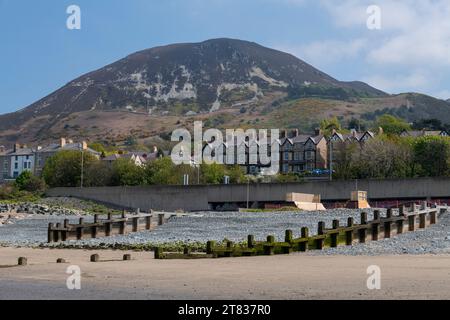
[329,139,333,181]
[80,143,84,188]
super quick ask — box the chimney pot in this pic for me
[60,138,66,147]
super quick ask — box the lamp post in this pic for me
[80,143,84,188]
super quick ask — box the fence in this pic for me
[155,202,447,259]
[47,210,172,243]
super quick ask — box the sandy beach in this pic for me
[1,247,450,300]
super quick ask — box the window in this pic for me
[282,164,289,173]
[306,151,314,160]
[283,152,290,161]
[14,163,18,170]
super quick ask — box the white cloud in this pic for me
[362,70,431,94]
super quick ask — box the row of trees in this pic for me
[333,135,450,179]
[42,151,247,188]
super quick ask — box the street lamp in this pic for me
[79,143,84,188]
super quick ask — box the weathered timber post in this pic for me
[359,212,368,243]
[384,209,392,238]
[56,258,66,264]
[206,241,216,255]
[264,235,275,255]
[346,217,354,245]
[299,227,309,252]
[132,217,139,232]
[421,201,427,211]
[54,223,61,243]
[430,211,437,225]
[18,257,27,266]
[285,230,293,243]
[248,235,255,249]
[224,241,233,257]
[419,213,426,229]
[145,215,152,230]
[92,214,99,238]
[48,223,54,243]
[123,254,131,261]
[396,217,404,234]
[374,210,380,221]
[136,208,140,215]
[154,247,163,259]
[62,219,69,241]
[158,214,165,226]
[330,220,339,248]
[90,254,99,262]
[316,222,325,250]
[105,213,113,236]
[119,211,127,235]
[372,220,380,241]
[77,218,84,240]
[408,214,416,231]
[399,206,406,216]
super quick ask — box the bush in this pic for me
[15,171,46,193]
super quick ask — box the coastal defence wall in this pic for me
[47,177,450,211]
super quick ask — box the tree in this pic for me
[15,171,46,193]
[200,163,226,184]
[226,165,245,184]
[332,141,358,180]
[111,158,146,186]
[145,157,178,185]
[42,150,98,187]
[375,114,411,135]
[413,136,450,177]
[83,161,113,187]
[320,117,342,136]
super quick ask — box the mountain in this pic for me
[0,38,448,146]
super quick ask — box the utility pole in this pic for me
[246,177,250,209]
[329,139,333,181]
[80,143,84,188]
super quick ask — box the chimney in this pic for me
[378,127,384,135]
[0,145,5,153]
[351,129,357,137]
[290,129,299,138]
[82,141,88,150]
[68,139,74,144]
[36,146,42,151]
[14,143,20,152]
[60,138,66,148]
[281,130,288,139]
[315,128,322,136]
[153,146,158,153]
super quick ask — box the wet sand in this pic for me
[1,247,450,300]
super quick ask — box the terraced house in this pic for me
[0,138,100,182]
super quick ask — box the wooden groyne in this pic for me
[47,210,174,243]
[155,202,447,259]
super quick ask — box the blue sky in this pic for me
[1,0,450,115]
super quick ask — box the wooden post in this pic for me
[62,219,69,241]
[386,208,393,218]
[384,220,391,239]
[145,215,152,230]
[248,235,255,248]
[285,230,293,243]
[409,215,416,231]
[361,212,368,224]
[396,218,404,234]
[399,205,406,216]
[94,214,99,223]
[48,223,54,243]
[372,221,380,241]
[264,236,275,255]
[90,254,99,262]
[430,211,437,225]
[18,257,27,266]
[330,220,339,248]
[316,222,325,250]
[132,217,139,232]
[299,227,309,252]
[91,216,98,238]
[374,210,380,221]
[123,254,131,261]
[206,241,216,255]
[119,212,127,235]
[224,241,233,257]
[419,213,426,229]
[154,247,163,259]
[158,214,165,226]
[346,217,354,246]
[54,223,61,243]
